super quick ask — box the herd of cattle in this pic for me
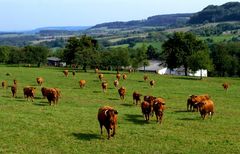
[1,77,61,105]
[1,69,230,139]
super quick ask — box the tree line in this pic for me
[0,33,240,77]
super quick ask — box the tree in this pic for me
[110,48,130,73]
[187,50,213,79]
[23,46,49,67]
[210,43,240,77]
[63,37,81,65]
[146,45,159,59]
[0,46,10,63]
[130,45,148,71]
[63,35,99,71]
[162,32,208,76]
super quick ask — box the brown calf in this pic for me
[113,80,119,88]
[153,98,165,124]
[79,80,86,88]
[2,81,7,89]
[11,85,17,98]
[150,80,155,87]
[141,101,151,121]
[222,83,229,91]
[144,75,148,81]
[98,73,104,81]
[23,86,36,102]
[116,73,121,81]
[144,95,157,116]
[188,94,210,111]
[36,77,44,86]
[63,70,69,77]
[118,86,126,100]
[132,91,142,105]
[98,106,118,139]
[122,74,127,80]
[102,81,108,92]
[197,99,214,120]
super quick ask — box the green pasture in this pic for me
[0,66,240,153]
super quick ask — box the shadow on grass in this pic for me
[138,81,144,83]
[124,114,147,125]
[34,96,43,100]
[121,103,133,107]
[93,91,101,93]
[93,80,100,82]
[72,132,100,141]
[174,110,189,113]
[108,98,119,101]
[177,117,198,121]
[33,101,49,106]
[171,76,200,80]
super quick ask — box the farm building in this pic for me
[137,60,208,77]
[47,57,66,67]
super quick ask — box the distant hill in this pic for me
[91,13,192,29]
[22,26,91,34]
[189,2,240,24]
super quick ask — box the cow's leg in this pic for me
[111,126,115,137]
[107,128,110,139]
[100,124,103,135]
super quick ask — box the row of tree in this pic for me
[0,46,49,66]
[0,33,240,77]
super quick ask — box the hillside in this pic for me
[189,2,240,24]
[91,13,192,29]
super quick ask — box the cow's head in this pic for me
[105,109,118,129]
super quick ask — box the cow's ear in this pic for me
[114,110,118,114]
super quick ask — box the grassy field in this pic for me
[0,66,240,153]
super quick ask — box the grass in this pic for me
[0,66,240,153]
[200,34,235,43]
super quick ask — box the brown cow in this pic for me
[95,68,99,74]
[141,101,151,121]
[150,80,155,87]
[63,70,68,77]
[2,81,7,89]
[11,85,17,98]
[98,106,118,139]
[153,98,165,124]
[13,79,17,85]
[23,86,36,102]
[144,75,148,81]
[46,88,59,105]
[128,68,134,73]
[122,74,127,80]
[41,87,48,98]
[102,81,108,92]
[116,73,121,81]
[72,70,76,77]
[144,95,157,116]
[188,94,210,112]
[98,73,104,81]
[222,83,229,91]
[132,91,142,105]
[41,87,60,101]
[197,99,214,120]
[79,80,86,88]
[118,86,126,100]
[36,77,44,86]
[113,80,119,88]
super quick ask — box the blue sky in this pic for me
[0,0,237,31]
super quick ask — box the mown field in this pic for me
[0,66,240,153]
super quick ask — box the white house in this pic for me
[137,60,208,77]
